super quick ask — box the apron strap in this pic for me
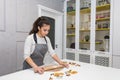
[33,33,47,44]
[44,37,47,43]
[33,33,37,44]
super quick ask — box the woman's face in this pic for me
[38,24,50,37]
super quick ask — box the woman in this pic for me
[23,17,68,74]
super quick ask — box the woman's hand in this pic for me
[60,62,69,68]
[33,66,44,74]
[52,54,69,68]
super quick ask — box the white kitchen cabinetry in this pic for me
[64,0,112,67]
[112,0,120,68]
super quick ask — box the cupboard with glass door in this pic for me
[64,0,112,67]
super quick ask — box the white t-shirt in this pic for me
[24,33,55,60]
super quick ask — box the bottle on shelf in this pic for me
[104,35,109,52]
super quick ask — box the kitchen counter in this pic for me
[0,59,120,80]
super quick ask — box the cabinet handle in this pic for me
[55,44,58,48]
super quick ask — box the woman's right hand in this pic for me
[33,66,44,74]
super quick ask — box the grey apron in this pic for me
[23,33,48,69]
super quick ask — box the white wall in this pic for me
[0,0,64,76]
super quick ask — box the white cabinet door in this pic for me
[0,0,5,31]
[113,56,120,69]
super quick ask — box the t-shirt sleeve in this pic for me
[46,37,56,56]
[24,36,32,60]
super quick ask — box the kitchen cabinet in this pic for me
[95,4,110,52]
[64,0,112,67]
[112,0,120,68]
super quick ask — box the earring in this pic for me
[38,27,40,30]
